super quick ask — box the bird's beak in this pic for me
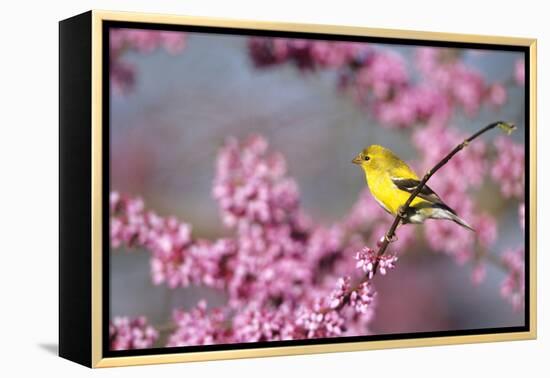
[352,154,362,165]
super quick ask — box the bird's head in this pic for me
[352,145,393,171]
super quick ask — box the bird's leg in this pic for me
[382,233,399,244]
[384,233,399,243]
[382,219,401,244]
[382,209,407,245]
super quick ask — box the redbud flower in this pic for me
[355,246,397,278]
[110,29,186,93]
[500,249,525,310]
[491,136,525,199]
[233,304,296,342]
[519,203,525,231]
[471,264,487,285]
[294,305,346,339]
[167,301,229,347]
[109,316,158,350]
[329,276,352,309]
[487,83,508,107]
[475,213,498,249]
[349,281,377,315]
[515,59,525,85]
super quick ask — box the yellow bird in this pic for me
[352,145,474,231]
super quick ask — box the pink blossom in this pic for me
[491,136,525,199]
[110,29,186,94]
[310,41,371,68]
[247,37,290,67]
[471,264,487,285]
[415,47,440,74]
[110,29,187,55]
[110,192,236,289]
[487,83,508,107]
[355,246,398,278]
[448,64,485,116]
[424,219,475,263]
[329,276,352,309]
[475,213,498,249]
[413,123,487,189]
[500,248,525,310]
[109,316,158,350]
[519,203,525,231]
[212,134,300,230]
[355,51,409,100]
[232,304,296,342]
[294,305,346,338]
[248,38,371,71]
[515,59,525,85]
[415,47,513,117]
[159,31,188,54]
[167,301,230,347]
[349,281,377,315]
[110,60,135,94]
[373,85,451,129]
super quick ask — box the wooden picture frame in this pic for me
[59,10,536,368]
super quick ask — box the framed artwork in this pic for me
[59,10,537,368]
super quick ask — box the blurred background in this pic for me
[110,30,525,341]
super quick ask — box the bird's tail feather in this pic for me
[448,213,475,232]
[427,206,475,232]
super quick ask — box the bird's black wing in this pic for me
[391,177,456,214]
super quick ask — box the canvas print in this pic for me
[108,26,527,352]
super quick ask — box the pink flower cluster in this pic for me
[109,316,158,350]
[515,59,525,86]
[248,38,369,70]
[248,40,510,129]
[416,48,504,115]
[355,246,398,278]
[491,136,525,199]
[167,300,230,347]
[519,203,525,232]
[167,295,360,346]
[110,29,187,94]
[212,135,300,229]
[111,136,397,349]
[500,248,525,310]
[110,191,236,289]
[328,276,377,315]
[233,300,347,342]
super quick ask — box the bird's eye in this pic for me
[364,155,370,161]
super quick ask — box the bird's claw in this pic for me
[380,233,399,245]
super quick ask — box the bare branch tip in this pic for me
[497,121,517,135]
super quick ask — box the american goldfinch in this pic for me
[352,145,474,231]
